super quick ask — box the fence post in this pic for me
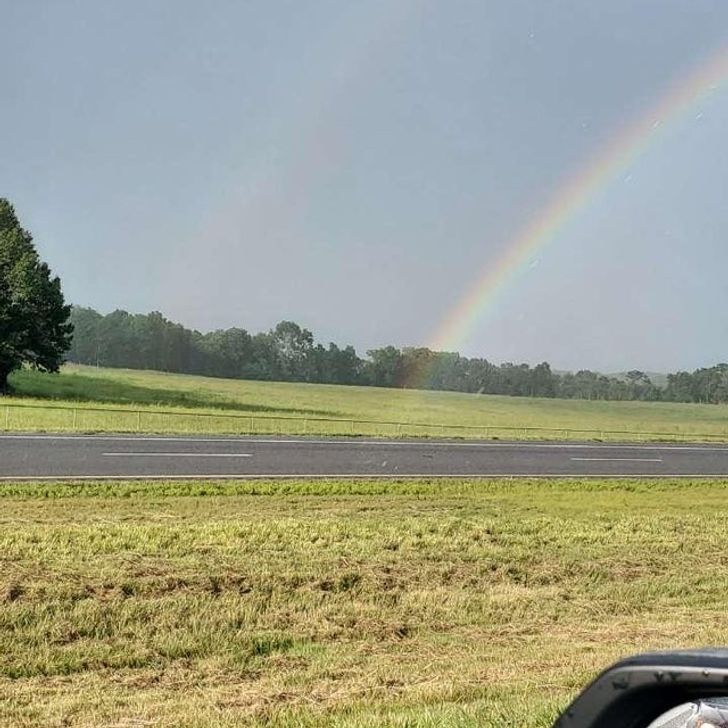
[72,408,78,431]
[4,406,9,431]
[136,410,141,432]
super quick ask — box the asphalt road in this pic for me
[2,434,728,479]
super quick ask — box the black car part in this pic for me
[554,649,728,728]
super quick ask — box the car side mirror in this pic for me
[554,649,728,728]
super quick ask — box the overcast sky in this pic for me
[3,0,728,372]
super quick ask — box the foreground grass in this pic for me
[4,364,728,441]
[2,478,728,726]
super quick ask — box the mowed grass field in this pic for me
[4,364,728,441]
[2,478,728,727]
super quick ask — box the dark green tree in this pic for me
[271,321,314,381]
[0,199,73,392]
[364,346,404,387]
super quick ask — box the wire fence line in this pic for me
[2,400,728,443]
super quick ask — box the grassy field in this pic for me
[4,364,728,441]
[2,477,728,727]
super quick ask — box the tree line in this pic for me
[67,307,728,404]
[3,195,725,404]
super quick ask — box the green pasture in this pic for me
[3,364,728,441]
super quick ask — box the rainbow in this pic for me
[418,45,728,376]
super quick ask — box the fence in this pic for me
[1,401,728,443]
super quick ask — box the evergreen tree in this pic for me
[0,199,72,392]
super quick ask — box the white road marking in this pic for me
[571,457,663,463]
[102,452,253,458]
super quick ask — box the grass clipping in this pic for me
[1,477,727,727]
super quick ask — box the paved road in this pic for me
[2,434,728,478]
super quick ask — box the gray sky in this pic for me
[3,0,728,372]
